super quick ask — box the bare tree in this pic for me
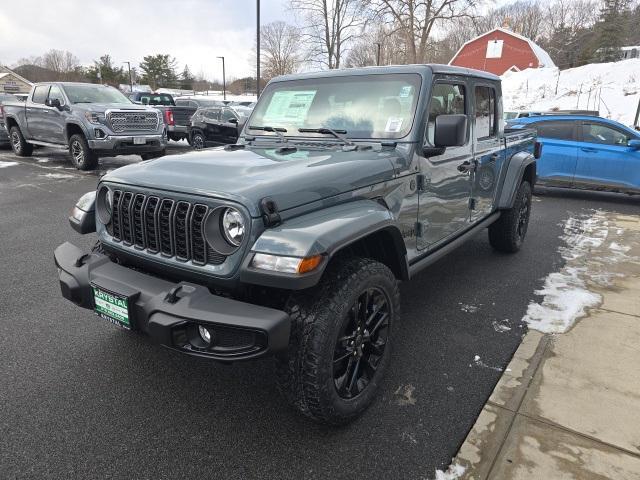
[260,21,304,79]
[290,0,368,69]
[369,0,481,64]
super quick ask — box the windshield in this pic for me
[249,73,422,140]
[63,85,131,104]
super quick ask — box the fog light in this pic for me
[198,325,212,345]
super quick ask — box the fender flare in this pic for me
[239,200,407,290]
[64,121,91,143]
[496,151,536,210]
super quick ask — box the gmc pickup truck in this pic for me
[54,65,539,424]
[2,82,167,170]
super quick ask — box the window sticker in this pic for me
[385,117,404,133]
[399,86,413,98]
[263,90,317,125]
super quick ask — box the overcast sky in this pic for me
[0,0,288,81]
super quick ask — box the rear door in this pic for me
[530,119,578,186]
[575,121,638,191]
[417,78,472,250]
[26,84,51,141]
[471,83,501,220]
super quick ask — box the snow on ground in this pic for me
[523,210,639,333]
[38,173,75,179]
[434,463,466,480]
[0,161,18,168]
[502,58,640,126]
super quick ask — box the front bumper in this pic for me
[88,134,166,153]
[54,242,290,361]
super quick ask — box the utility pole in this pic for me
[217,56,226,101]
[375,43,381,66]
[634,96,640,130]
[256,0,261,97]
[123,61,133,92]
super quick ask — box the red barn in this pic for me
[449,27,555,76]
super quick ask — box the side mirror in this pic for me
[628,139,640,150]
[228,117,238,124]
[46,98,62,110]
[434,114,467,148]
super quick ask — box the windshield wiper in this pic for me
[298,127,355,146]
[248,125,288,143]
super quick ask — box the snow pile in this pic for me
[501,58,640,126]
[0,161,18,168]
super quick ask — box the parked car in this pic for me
[188,105,251,149]
[129,92,197,142]
[174,96,226,109]
[0,92,18,146]
[55,65,538,424]
[2,82,166,170]
[508,115,640,194]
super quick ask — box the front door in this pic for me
[41,84,67,144]
[472,84,502,220]
[575,121,640,191]
[417,79,472,250]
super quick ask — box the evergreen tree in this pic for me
[86,55,127,86]
[139,54,179,90]
[180,65,195,90]
[594,0,632,62]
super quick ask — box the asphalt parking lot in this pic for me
[1,144,638,480]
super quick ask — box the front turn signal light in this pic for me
[251,253,323,274]
[297,255,322,274]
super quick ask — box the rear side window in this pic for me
[474,86,497,139]
[533,121,576,141]
[32,85,50,104]
[426,83,466,145]
[582,123,630,146]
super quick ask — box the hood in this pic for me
[103,146,405,216]
[76,103,157,114]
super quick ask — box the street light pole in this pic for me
[217,56,226,101]
[375,43,381,66]
[123,61,133,92]
[256,0,261,97]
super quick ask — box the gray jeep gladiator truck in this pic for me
[54,65,539,424]
[2,82,166,170]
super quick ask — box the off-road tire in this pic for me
[141,149,166,160]
[275,257,400,425]
[68,134,98,170]
[489,180,532,253]
[9,126,33,157]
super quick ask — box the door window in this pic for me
[221,109,238,123]
[474,86,497,139]
[426,83,466,145]
[533,121,576,141]
[47,85,65,105]
[582,123,630,146]
[32,85,50,104]
[203,109,220,120]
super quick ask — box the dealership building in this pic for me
[0,66,33,94]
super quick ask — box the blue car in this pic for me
[508,115,640,194]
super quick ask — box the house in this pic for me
[621,46,640,60]
[449,27,556,76]
[0,66,33,94]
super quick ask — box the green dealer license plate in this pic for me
[92,285,131,329]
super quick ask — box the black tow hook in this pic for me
[74,253,91,267]
[164,285,184,304]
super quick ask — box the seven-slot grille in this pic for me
[107,190,225,265]
[107,111,159,133]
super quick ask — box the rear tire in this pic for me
[489,180,532,253]
[191,131,205,150]
[68,134,98,170]
[275,257,399,425]
[9,126,33,157]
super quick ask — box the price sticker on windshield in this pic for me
[385,117,404,133]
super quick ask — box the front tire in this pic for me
[489,180,532,252]
[191,131,205,150]
[275,257,400,425]
[9,126,33,157]
[68,134,98,170]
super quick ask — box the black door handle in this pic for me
[457,160,475,173]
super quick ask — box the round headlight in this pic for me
[96,185,113,225]
[221,207,245,246]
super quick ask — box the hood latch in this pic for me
[260,197,281,228]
